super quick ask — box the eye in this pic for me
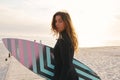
[59,19,63,23]
[54,19,58,24]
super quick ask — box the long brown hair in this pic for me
[51,11,78,53]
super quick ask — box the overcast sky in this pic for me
[0,0,120,47]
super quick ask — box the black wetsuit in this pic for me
[52,31,78,80]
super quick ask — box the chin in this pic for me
[57,30,61,33]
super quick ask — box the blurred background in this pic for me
[0,0,120,47]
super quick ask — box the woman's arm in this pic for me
[59,40,72,80]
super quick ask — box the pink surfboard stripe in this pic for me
[11,39,16,57]
[27,41,33,67]
[18,39,24,65]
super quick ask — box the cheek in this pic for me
[62,26,65,30]
[61,23,65,30]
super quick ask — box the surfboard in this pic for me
[2,38,101,80]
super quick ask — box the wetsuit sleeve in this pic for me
[59,40,72,80]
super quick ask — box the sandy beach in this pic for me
[0,43,120,80]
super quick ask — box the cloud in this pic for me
[0,5,42,25]
[0,4,51,34]
[115,15,120,20]
[0,1,54,27]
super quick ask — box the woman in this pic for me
[51,11,79,80]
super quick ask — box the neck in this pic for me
[58,34,63,39]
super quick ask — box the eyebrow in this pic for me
[55,18,63,21]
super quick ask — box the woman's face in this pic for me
[55,15,65,33]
